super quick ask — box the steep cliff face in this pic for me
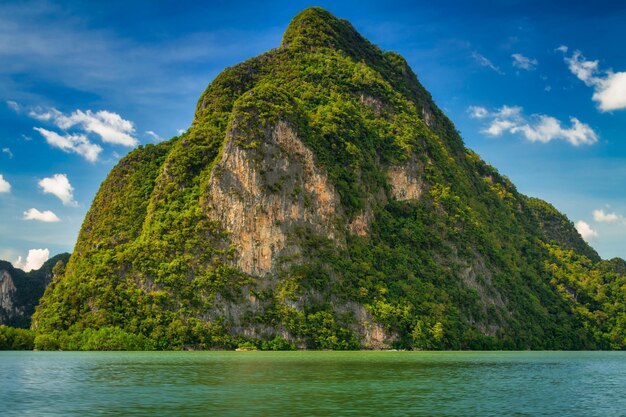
[0,254,69,328]
[206,120,344,276]
[33,8,626,350]
[0,270,20,322]
[387,156,424,202]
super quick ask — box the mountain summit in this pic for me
[33,8,625,350]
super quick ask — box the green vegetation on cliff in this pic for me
[32,7,625,350]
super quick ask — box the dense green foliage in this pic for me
[0,326,35,350]
[32,7,625,350]
[526,197,600,262]
[544,245,626,349]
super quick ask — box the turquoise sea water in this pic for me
[1,351,625,416]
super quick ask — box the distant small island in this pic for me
[2,7,624,352]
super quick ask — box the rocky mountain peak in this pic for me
[30,8,626,351]
[282,7,366,50]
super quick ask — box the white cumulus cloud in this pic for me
[468,106,488,119]
[38,173,77,206]
[62,110,137,146]
[0,174,10,193]
[484,118,517,136]
[13,248,49,272]
[575,220,598,241]
[562,48,626,111]
[10,102,139,161]
[23,208,60,222]
[29,108,138,146]
[34,127,102,162]
[593,209,625,224]
[515,116,597,146]
[470,105,598,146]
[593,72,626,112]
[512,53,537,71]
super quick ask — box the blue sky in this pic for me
[1,0,625,270]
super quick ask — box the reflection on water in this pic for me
[1,351,625,416]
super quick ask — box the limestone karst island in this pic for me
[1,7,625,351]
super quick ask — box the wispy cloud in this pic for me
[6,100,20,112]
[469,105,598,146]
[471,52,504,74]
[2,148,12,158]
[575,220,598,241]
[0,2,281,107]
[34,127,102,162]
[0,174,10,193]
[561,48,626,111]
[145,130,163,142]
[512,53,537,71]
[23,208,60,222]
[38,173,77,206]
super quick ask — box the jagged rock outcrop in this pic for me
[0,253,69,328]
[32,8,626,350]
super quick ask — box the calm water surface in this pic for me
[1,351,625,416]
